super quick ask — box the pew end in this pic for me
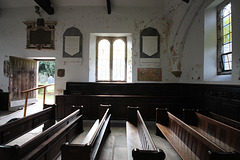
[43,104,57,130]
[61,143,91,160]
[0,145,20,160]
[132,149,166,160]
[72,105,84,133]
[208,151,240,160]
[155,108,169,137]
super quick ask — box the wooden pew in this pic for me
[156,108,240,160]
[61,104,111,160]
[126,106,165,160]
[196,109,240,130]
[0,104,56,145]
[0,107,83,160]
[183,109,240,153]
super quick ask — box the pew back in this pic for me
[0,104,56,145]
[127,107,165,160]
[0,108,83,160]
[137,110,155,150]
[197,109,240,130]
[183,109,240,152]
[156,108,225,160]
[61,106,111,160]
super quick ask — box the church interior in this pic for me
[0,0,240,159]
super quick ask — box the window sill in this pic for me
[204,74,232,82]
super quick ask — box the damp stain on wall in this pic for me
[164,1,205,78]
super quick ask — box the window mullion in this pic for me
[110,40,113,81]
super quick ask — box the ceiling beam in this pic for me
[34,0,54,15]
[106,0,111,14]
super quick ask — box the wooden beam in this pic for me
[34,0,54,15]
[106,0,111,14]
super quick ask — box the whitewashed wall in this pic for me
[0,0,239,95]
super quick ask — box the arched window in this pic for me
[97,39,110,81]
[97,37,126,81]
[113,39,126,81]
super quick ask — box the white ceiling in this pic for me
[0,0,166,9]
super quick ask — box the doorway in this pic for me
[9,56,37,109]
[37,60,55,104]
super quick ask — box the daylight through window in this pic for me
[217,2,232,73]
[97,37,127,81]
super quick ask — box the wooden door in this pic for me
[9,56,37,106]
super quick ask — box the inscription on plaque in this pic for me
[63,27,82,58]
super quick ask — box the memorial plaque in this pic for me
[63,27,82,58]
[65,36,80,56]
[137,68,162,81]
[140,27,160,60]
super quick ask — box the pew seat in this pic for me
[156,123,199,160]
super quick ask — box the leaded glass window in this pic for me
[217,2,232,74]
[97,39,110,81]
[96,37,126,81]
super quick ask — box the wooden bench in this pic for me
[0,106,83,160]
[183,109,240,153]
[0,104,56,145]
[126,106,165,160]
[156,108,240,160]
[196,109,240,130]
[61,104,111,160]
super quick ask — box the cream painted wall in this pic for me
[0,0,239,95]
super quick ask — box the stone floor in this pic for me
[0,101,181,160]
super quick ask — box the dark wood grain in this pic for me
[0,104,56,145]
[156,108,240,160]
[183,109,240,152]
[0,108,83,160]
